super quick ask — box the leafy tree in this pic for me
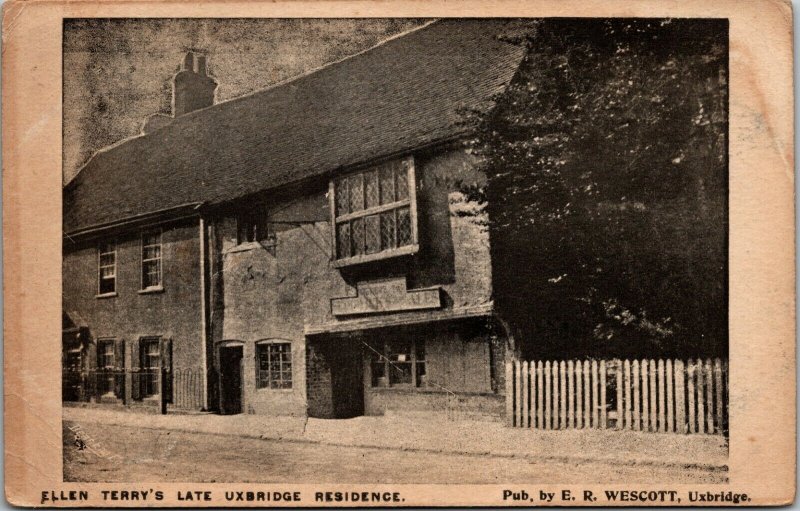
[471,19,727,359]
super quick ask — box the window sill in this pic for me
[256,387,293,393]
[138,286,164,295]
[95,292,118,299]
[224,241,277,255]
[333,244,419,268]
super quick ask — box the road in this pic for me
[63,421,726,484]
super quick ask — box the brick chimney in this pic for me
[173,51,217,117]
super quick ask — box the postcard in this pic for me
[3,0,795,506]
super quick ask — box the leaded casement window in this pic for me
[329,156,418,267]
[256,342,293,389]
[97,242,116,295]
[370,338,426,388]
[141,231,162,290]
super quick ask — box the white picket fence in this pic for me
[506,358,728,435]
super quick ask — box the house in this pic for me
[62,19,528,419]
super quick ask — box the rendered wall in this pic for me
[214,147,501,417]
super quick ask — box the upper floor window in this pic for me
[141,231,162,290]
[237,210,273,245]
[98,242,116,295]
[330,156,418,267]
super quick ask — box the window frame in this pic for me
[97,339,116,370]
[255,341,293,391]
[138,337,161,398]
[236,208,274,246]
[329,155,418,268]
[96,241,117,297]
[370,337,426,389]
[140,229,163,292]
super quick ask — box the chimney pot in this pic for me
[182,51,194,71]
[195,55,207,76]
[173,52,217,117]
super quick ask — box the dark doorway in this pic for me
[329,341,364,418]
[220,345,243,414]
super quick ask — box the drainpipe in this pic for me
[199,216,209,410]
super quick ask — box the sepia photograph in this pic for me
[59,16,731,486]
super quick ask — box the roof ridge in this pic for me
[66,19,440,187]
[176,19,441,118]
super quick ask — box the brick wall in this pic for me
[62,218,206,409]
[306,341,334,418]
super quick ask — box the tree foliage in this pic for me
[472,19,728,359]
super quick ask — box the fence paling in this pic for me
[508,357,727,436]
[713,358,723,433]
[63,367,207,413]
[665,359,674,433]
[675,360,686,433]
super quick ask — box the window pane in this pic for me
[365,171,379,209]
[143,260,161,288]
[351,217,365,256]
[389,363,412,384]
[365,215,380,254]
[100,266,115,278]
[99,276,115,294]
[395,164,409,200]
[143,233,160,246]
[415,340,425,362]
[257,343,292,389]
[371,348,386,387]
[379,165,395,204]
[349,173,364,212]
[142,342,159,369]
[396,207,412,246]
[100,253,115,267]
[335,178,349,216]
[143,245,161,260]
[238,216,264,243]
[380,212,396,250]
[336,222,351,259]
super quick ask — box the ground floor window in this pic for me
[98,340,115,369]
[97,339,116,396]
[370,338,425,388]
[139,338,161,397]
[256,342,292,389]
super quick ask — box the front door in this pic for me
[330,341,365,418]
[220,346,243,414]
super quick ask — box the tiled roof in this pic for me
[64,19,527,234]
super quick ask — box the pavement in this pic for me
[63,405,728,471]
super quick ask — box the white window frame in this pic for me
[97,338,116,370]
[255,340,293,390]
[97,241,117,297]
[329,155,418,268]
[140,229,163,292]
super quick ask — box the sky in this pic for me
[63,18,427,183]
